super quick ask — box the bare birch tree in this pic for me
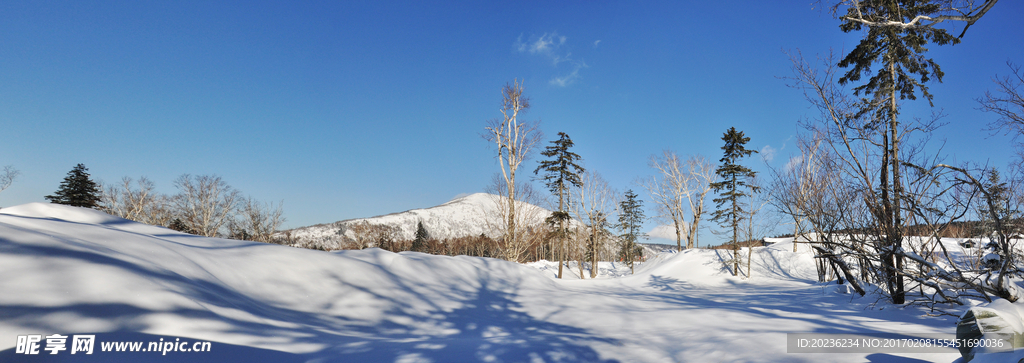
[642,151,688,252]
[682,155,716,249]
[484,80,543,262]
[101,176,173,226]
[642,152,715,251]
[485,173,547,263]
[233,197,285,243]
[572,169,616,278]
[172,174,240,237]
[742,176,776,278]
[0,165,20,197]
[768,134,827,253]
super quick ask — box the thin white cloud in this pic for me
[549,61,587,87]
[593,40,602,48]
[535,33,566,54]
[761,136,793,163]
[552,52,573,66]
[516,32,566,55]
[761,145,777,162]
[515,34,527,52]
[516,32,589,87]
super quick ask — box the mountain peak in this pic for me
[282,193,551,249]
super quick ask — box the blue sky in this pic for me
[2,1,1022,245]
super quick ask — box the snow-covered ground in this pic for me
[0,203,996,362]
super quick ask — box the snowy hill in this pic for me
[0,203,980,362]
[280,193,553,246]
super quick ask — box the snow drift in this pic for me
[0,203,972,362]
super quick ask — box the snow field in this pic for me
[0,203,976,362]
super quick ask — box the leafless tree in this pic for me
[770,125,873,294]
[368,223,401,251]
[642,152,716,251]
[571,169,617,278]
[768,133,828,253]
[345,221,376,250]
[681,155,716,249]
[979,61,1024,160]
[642,151,688,252]
[486,173,547,263]
[484,80,543,262]
[172,174,240,237]
[101,176,173,226]
[232,197,285,243]
[0,165,20,197]
[742,176,777,278]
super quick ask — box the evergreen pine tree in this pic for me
[45,163,102,209]
[836,0,966,305]
[534,132,584,278]
[709,128,759,276]
[617,189,646,274]
[412,221,430,253]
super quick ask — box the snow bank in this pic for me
[0,203,966,362]
[0,203,567,362]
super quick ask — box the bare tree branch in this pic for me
[0,165,20,196]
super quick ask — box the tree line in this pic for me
[481,80,769,278]
[40,163,285,244]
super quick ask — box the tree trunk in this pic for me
[590,221,599,278]
[793,218,799,253]
[732,175,739,276]
[675,221,683,252]
[747,241,752,278]
[813,246,866,296]
[887,55,905,304]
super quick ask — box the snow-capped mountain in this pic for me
[280,193,553,246]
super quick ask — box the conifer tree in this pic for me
[45,163,102,209]
[412,221,430,252]
[834,0,976,304]
[710,128,759,276]
[617,189,646,274]
[534,132,585,278]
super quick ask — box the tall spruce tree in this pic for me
[534,132,584,279]
[46,163,102,209]
[835,0,970,304]
[617,189,646,274]
[709,128,759,276]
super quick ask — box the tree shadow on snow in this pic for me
[321,277,621,363]
[0,331,305,363]
[0,233,620,363]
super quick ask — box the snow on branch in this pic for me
[837,0,999,38]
